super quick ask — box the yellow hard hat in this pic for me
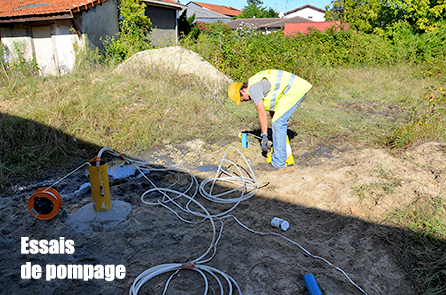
[228,82,243,106]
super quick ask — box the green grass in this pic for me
[287,64,445,149]
[389,195,446,240]
[1,62,444,186]
[0,63,258,188]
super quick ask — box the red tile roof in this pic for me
[190,1,242,17]
[226,16,313,30]
[284,4,326,16]
[0,0,110,18]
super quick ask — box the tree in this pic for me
[247,0,263,4]
[179,9,195,36]
[103,0,152,61]
[235,1,278,19]
[325,0,386,32]
[402,0,446,31]
[325,0,446,33]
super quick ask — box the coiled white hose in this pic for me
[200,146,263,204]
[96,146,368,295]
[107,150,242,294]
[129,263,242,295]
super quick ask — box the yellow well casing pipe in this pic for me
[88,158,111,212]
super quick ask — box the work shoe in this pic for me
[258,163,279,171]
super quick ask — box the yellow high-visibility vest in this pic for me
[248,69,312,122]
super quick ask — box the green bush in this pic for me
[101,0,152,63]
[387,86,446,148]
[190,21,232,39]
[182,26,446,82]
[235,3,278,19]
[184,28,394,81]
[0,41,39,81]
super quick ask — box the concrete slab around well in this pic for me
[65,200,132,233]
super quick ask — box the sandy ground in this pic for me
[2,137,445,295]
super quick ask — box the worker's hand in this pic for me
[260,133,268,152]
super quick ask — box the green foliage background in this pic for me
[189,21,232,39]
[178,9,195,37]
[102,0,152,63]
[182,25,446,151]
[326,0,446,33]
[182,26,446,82]
[234,3,278,19]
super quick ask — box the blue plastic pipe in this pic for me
[241,133,247,148]
[303,274,322,295]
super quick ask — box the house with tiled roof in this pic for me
[284,4,326,22]
[0,0,186,75]
[226,15,348,35]
[183,1,242,23]
[188,2,242,17]
[0,0,119,75]
[226,16,313,33]
[182,4,229,23]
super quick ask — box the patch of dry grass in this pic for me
[2,63,445,187]
[0,64,258,187]
[289,64,445,148]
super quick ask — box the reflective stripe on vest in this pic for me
[271,72,296,111]
[269,70,283,111]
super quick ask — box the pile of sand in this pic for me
[114,46,233,93]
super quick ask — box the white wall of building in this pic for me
[0,26,33,63]
[0,0,118,75]
[285,8,325,22]
[54,21,82,74]
[1,21,82,75]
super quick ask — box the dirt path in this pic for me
[2,138,444,294]
[147,138,445,222]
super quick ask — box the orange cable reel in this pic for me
[27,187,63,220]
